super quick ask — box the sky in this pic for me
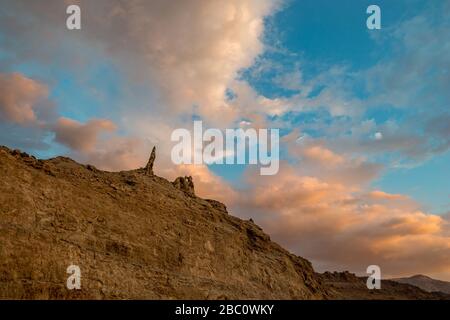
[0,0,449,280]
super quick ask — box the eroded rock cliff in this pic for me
[1,146,447,300]
[0,146,328,299]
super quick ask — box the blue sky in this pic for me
[239,0,449,214]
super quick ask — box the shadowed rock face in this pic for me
[0,146,328,299]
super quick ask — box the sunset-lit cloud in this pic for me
[1,0,281,126]
[1,0,449,281]
[53,117,116,152]
[230,162,450,280]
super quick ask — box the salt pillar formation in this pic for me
[145,146,156,175]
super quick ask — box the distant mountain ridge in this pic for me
[391,275,450,294]
[320,271,450,300]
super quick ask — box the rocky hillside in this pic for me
[0,146,448,300]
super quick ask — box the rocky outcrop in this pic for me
[144,146,156,176]
[205,199,227,214]
[172,176,195,196]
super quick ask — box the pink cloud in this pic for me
[302,145,345,167]
[53,117,116,152]
[368,190,409,201]
[75,136,148,172]
[230,159,450,280]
